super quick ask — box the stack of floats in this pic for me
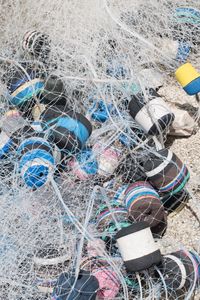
[0,24,199,300]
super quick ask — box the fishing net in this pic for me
[0,0,200,299]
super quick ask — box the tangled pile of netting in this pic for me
[0,0,200,299]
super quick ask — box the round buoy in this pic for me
[18,134,60,188]
[124,181,167,236]
[115,221,162,272]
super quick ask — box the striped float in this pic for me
[124,181,167,236]
[143,148,190,195]
[7,62,44,110]
[41,105,92,153]
[161,189,189,214]
[95,201,128,230]
[18,135,60,188]
[160,249,199,291]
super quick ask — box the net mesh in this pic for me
[0,0,200,299]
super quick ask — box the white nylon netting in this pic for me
[0,0,200,299]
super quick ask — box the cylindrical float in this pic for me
[95,201,128,231]
[160,250,198,291]
[22,30,51,59]
[34,244,70,294]
[103,221,131,256]
[124,181,167,236]
[175,63,200,95]
[41,105,92,153]
[143,148,190,195]
[115,221,162,272]
[5,62,44,111]
[68,148,98,180]
[52,270,99,300]
[18,134,60,188]
[128,88,174,135]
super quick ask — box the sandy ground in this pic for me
[160,131,200,252]
[155,83,200,299]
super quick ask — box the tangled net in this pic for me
[0,0,200,299]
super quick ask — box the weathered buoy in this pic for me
[124,181,167,236]
[128,88,174,135]
[95,201,128,231]
[41,105,92,153]
[115,222,162,272]
[5,62,44,111]
[143,148,190,195]
[175,63,200,95]
[160,250,198,291]
[18,133,60,188]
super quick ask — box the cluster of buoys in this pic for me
[0,16,200,299]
